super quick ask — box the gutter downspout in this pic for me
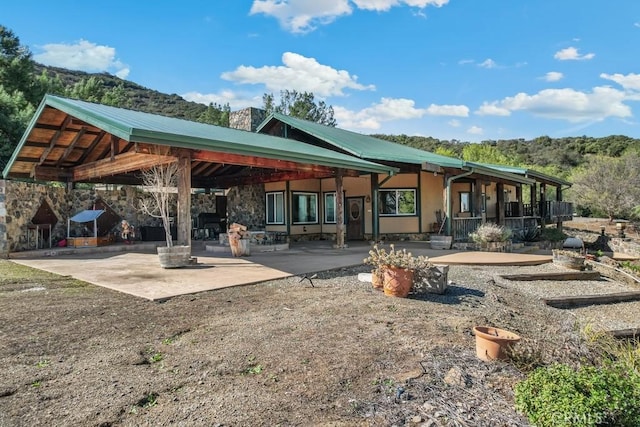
[446,169,474,236]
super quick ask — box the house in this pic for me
[0,96,571,254]
[253,112,572,243]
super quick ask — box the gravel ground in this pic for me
[2,257,639,426]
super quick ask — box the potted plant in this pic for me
[364,244,448,297]
[552,249,586,270]
[139,150,191,268]
[469,223,513,252]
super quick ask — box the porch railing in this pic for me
[505,202,536,217]
[543,201,573,222]
[452,216,483,242]
[504,217,539,235]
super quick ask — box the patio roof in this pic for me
[472,163,572,187]
[2,96,398,187]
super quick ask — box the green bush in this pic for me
[514,363,640,426]
[539,226,567,242]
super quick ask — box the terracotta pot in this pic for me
[383,266,414,298]
[473,326,521,361]
[372,268,385,290]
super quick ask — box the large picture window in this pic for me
[292,192,318,224]
[379,189,416,216]
[266,192,284,224]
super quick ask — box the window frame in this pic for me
[459,191,471,213]
[323,191,346,224]
[266,191,285,225]
[378,188,417,216]
[291,191,319,224]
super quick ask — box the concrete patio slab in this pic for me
[8,241,553,301]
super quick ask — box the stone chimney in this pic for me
[229,107,267,132]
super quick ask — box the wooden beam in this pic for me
[72,152,176,182]
[209,170,337,188]
[33,166,73,181]
[192,150,335,174]
[38,115,71,165]
[77,131,106,163]
[56,128,86,166]
[500,271,601,281]
[177,153,192,247]
[335,170,345,248]
[543,291,640,308]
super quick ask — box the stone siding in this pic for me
[229,108,267,132]
[609,238,640,258]
[226,184,265,230]
[0,180,222,253]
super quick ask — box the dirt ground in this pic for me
[1,219,637,426]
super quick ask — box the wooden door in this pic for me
[346,197,364,240]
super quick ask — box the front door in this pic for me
[346,197,364,240]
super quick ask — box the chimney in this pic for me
[229,107,267,132]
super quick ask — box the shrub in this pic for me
[539,226,567,242]
[515,362,640,427]
[468,223,512,243]
[516,226,540,242]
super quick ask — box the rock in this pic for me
[443,366,471,388]
[411,415,422,423]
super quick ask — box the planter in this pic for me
[413,265,449,294]
[430,235,452,250]
[372,268,385,290]
[473,326,521,362]
[157,245,191,269]
[476,241,512,253]
[383,266,414,298]
[230,238,250,257]
[552,253,585,270]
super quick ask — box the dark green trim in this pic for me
[285,181,291,236]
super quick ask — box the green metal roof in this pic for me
[259,113,465,169]
[472,162,572,186]
[3,95,399,179]
[259,113,536,185]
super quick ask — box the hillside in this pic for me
[36,64,209,121]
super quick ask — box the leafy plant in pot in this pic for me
[138,150,191,268]
[469,222,512,252]
[364,244,437,297]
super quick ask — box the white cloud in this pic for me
[467,126,483,135]
[425,104,469,117]
[544,71,564,82]
[458,59,474,65]
[634,22,640,28]
[250,0,449,33]
[478,59,497,69]
[553,46,595,61]
[448,119,461,127]
[475,102,511,116]
[483,87,631,122]
[600,72,640,91]
[221,52,375,97]
[33,39,130,79]
[333,97,465,130]
[181,90,263,110]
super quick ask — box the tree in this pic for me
[197,102,230,127]
[569,153,640,221]
[262,90,337,126]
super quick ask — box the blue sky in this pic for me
[4,1,640,141]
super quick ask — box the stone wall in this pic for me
[229,107,267,132]
[226,184,265,230]
[0,180,221,253]
[609,238,640,257]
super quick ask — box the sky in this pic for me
[4,1,640,142]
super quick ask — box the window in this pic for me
[323,192,347,223]
[459,192,471,213]
[379,189,416,216]
[292,192,318,224]
[324,192,336,223]
[266,192,284,224]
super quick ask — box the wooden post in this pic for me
[177,152,192,247]
[474,179,483,217]
[556,186,563,229]
[516,185,523,217]
[540,183,547,224]
[335,170,345,248]
[370,173,379,241]
[496,183,505,225]
[530,183,537,216]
